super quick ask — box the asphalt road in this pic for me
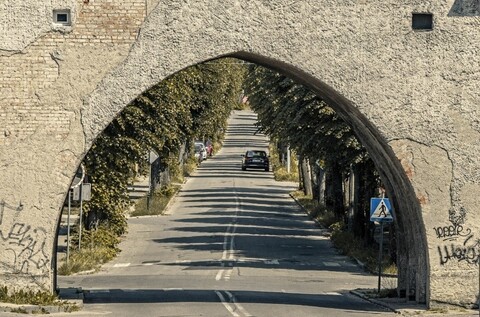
[54,110,395,317]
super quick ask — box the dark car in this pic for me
[241,150,269,171]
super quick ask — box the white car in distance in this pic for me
[194,142,208,162]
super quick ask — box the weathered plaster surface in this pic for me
[0,0,479,306]
[0,0,77,52]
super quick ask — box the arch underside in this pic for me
[83,49,429,302]
[226,51,429,303]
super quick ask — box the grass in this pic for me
[58,246,117,275]
[290,190,337,228]
[58,226,120,275]
[0,286,79,312]
[130,184,180,217]
[269,144,299,182]
[329,226,396,275]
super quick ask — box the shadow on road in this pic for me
[83,288,387,314]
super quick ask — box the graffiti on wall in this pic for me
[433,207,471,241]
[0,200,49,274]
[433,206,479,266]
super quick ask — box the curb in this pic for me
[289,193,399,278]
[0,300,82,315]
[288,193,327,230]
[74,269,96,275]
[162,181,187,216]
[349,290,401,314]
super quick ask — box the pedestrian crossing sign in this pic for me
[370,198,393,222]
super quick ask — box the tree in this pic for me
[79,58,247,247]
[244,65,380,233]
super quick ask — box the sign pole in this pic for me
[78,183,83,251]
[66,190,71,267]
[378,221,384,294]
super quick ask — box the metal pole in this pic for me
[78,183,83,251]
[377,221,384,293]
[66,190,71,267]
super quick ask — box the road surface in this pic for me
[55,110,394,316]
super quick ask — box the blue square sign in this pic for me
[370,198,393,222]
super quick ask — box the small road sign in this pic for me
[73,183,91,201]
[370,198,393,222]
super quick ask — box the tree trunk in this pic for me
[331,161,344,220]
[318,167,326,206]
[346,168,355,232]
[301,157,313,196]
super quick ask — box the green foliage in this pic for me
[131,185,180,217]
[269,142,299,182]
[244,66,369,172]
[291,190,337,229]
[59,226,120,275]
[0,286,80,312]
[330,222,396,275]
[58,247,117,275]
[183,156,200,177]
[69,58,247,269]
[0,286,56,305]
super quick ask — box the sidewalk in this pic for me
[351,289,479,316]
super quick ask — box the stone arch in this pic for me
[229,51,429,302]
[81,50,428,302]
[2,0,479,307]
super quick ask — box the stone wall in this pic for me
[0,0,146,291]
[0,0,479,306]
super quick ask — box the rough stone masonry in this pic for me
[0,0,479,307]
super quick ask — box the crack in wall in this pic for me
[49,51,63,76]
[389,137,456,211]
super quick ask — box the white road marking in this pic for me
[216,268,225,281]
[225,291,252,317]
[323,262,341,267]
[113,263,131,268]
[216,184,241,281]
[215,290,240,317]
[264,259,279,265]
[88,290,110,294]
[224,267,233,281]
[323,292,342,296]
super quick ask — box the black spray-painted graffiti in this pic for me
[434,206,479,266]
[438,235,480,266]
[433,207,471,241]
[0,200,49,274]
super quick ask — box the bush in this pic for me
[0,286,80,311]
[59,227,120,275]
[269,143,299,182]
[183,157,199,177]
[131,185,180,217]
